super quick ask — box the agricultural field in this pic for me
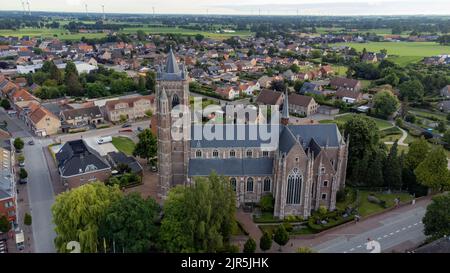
[331,41,450,66]
[0,25,253,41]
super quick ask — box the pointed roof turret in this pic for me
[160,87,168,101]
[281,88,290,125]
[165,47,180,74]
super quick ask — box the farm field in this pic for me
[0,26,253,40]
[331,41,450,65]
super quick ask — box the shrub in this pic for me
[24,213,32,226]
[259,194,274,213]
[282,222,293,232]
[318,206,328,216]
[259,232,272,252]
[243,237,256,253]
[336,189,346,202]
[19,168,28,179]
[13,138,24,151]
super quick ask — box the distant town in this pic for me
[0,11,449,255]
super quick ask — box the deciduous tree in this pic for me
[423,193,450,240]
[415,147,450,192]
[133,129,157,164]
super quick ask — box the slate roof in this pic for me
[62,106,102,120]
[287,124,342,148]
[189,158,274,176]
[56,140,110,177]
[106,151,143,174]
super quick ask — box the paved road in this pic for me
[0,109,56,253]
[314,205,426,253]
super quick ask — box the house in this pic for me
[320,65,334,77]
[255,89,284,106]
[300,82,323,95]
[361,52,378,63]
[258,76,273,89]
[438,100,450,113]
[287,93,319,117]
[238,82,260,96]
[0,130,16,227]
[335,88,363,104]
[27,106,61,136]
[330,77,362,92]
[283,70,297,81]
[440,85,450,98]
[61,106,104,131]
[56,140,112,189]
[106,151,143,176]
[216,86,239,100]
[104,95,155,122]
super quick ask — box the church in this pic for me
[156,49,349,219]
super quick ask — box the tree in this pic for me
[133,129,157,164]
[366,149,385,187]
[66,72,83,97]
[99,193,160,253]
[136,30,147,41]
[146,71,156,93]
[384,141,402,190]
[405,137,430,170]
[270,80,286,92]
[259,232,272,252]
[160,173,236,253]
[19,168,28,179]
[415,147,450,192]
[437,120,447,133]
[259,194,274,213]
[138,76,146,93]
[13,137,24,151]
[47,61,62,84]
[195,34,204,42]
[273,225,289,251]
[399,80,424,102]
[297,247,315,253]
[86,82,107,98]
[289,64,300,73]
[243,237,256,253]
[343,116,380,183]
[443,129,450,144]
[293,80,304,93]
[52,182,122,253]
[373,90,399,119]
[0,215,9,232]
[422,193,450,240]
[1,99,11,110]
[24,213,32,226]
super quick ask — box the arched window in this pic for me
[262,151,269,157]
[323,180,329,187]
[196,150,202,158]
[213,150,219,158]
[229,150,236,158]
[230,178,237,191]
[246,150,253,158]
[263,177,271,192]
[172,94,180,108]
[286,168,302,204]
[246,177,254,192]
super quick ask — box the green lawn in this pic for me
[112,136,136,156]
[332,113,393,130]
[331,41,450,65]
[357,191,413,217]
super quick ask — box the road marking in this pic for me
[402,227,406,231]
[414,223,418,226]
[419,221,422,224]
[377,237,382,240]
[390,233,394,235]
[384,235,388,238]
[408,225,412,228]
[357,245,362,248]
[350,248,355,251]
[396,230,400,233]
[343,251,347,254]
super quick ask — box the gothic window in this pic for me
[286,168,302,205]
[246,177,254,192]
[230,150,236,158]
[263,177,271,192]
[230,178,237,191]
[321,193,327,200]
[323,180,328,187]
[172,94,180,108]
[263,151,269,157]
[213,150,219,158]
[246,150,253,158]
[196,150,202,158]
[321,167,325,174]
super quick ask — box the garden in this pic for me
[112,136,136,156]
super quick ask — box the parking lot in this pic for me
[83,136,118,156]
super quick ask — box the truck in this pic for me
[97,136,112,145]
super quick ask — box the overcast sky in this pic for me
[3,0,450,15]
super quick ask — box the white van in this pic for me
[97,136,112,144]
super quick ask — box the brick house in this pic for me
[105,95,155,123]
[330,77,362,92]
[27,106,61,136]
[56,140,112,189]
[0,130,16,227]
[287,93,319,117]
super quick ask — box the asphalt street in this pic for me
[0,109,56,253]
[314,205,427,253]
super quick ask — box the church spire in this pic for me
[281,88,290,125]
[165,46,180,74]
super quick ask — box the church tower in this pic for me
[156,48,190,199]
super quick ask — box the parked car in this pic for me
[97,136,113,144]
[122,123,132,128]
[19,161,25,167]
[137,126,144,132]
[28,140,34,145]
[119,129,133,133]
[151,165,158,172]
[18,178,28,185]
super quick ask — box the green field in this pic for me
[0,26,253,41]
[331,41,450,65]
[112,136,135,156]
[324,113,394,130]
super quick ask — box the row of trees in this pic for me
[52,173,237,253]
[345,115,449,195]
[28,61,156,99]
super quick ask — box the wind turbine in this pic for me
[152,6,155,17]
[102,5,105,21]
[20,1,26,15]
[85,3,88,17]
[27,0,31,16]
